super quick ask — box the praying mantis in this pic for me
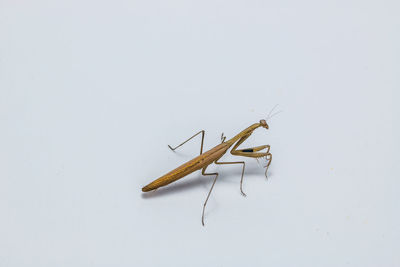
[142,118,274,225]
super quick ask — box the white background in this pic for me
[1,0,399,266]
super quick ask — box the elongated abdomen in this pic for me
[142,143,230,192]
[142,157,201,192]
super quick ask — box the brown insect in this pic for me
[142,119,273,225]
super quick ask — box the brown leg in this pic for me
[264,153,272,178]
[201,166,219,226]
[231,144,270,158]
[215,160,247,196]
[230,138,272,179]
[168,130,205,155]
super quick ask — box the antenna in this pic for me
[268,110,283,121]
[266,104,282,122]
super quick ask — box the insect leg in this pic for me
[201,166,219,226]
[215,160,246,196]
[264,153,272,178]
[231,144,270,158]
[168,130,205,155]
[231,140,272,178]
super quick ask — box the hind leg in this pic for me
[168,130,205,155]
